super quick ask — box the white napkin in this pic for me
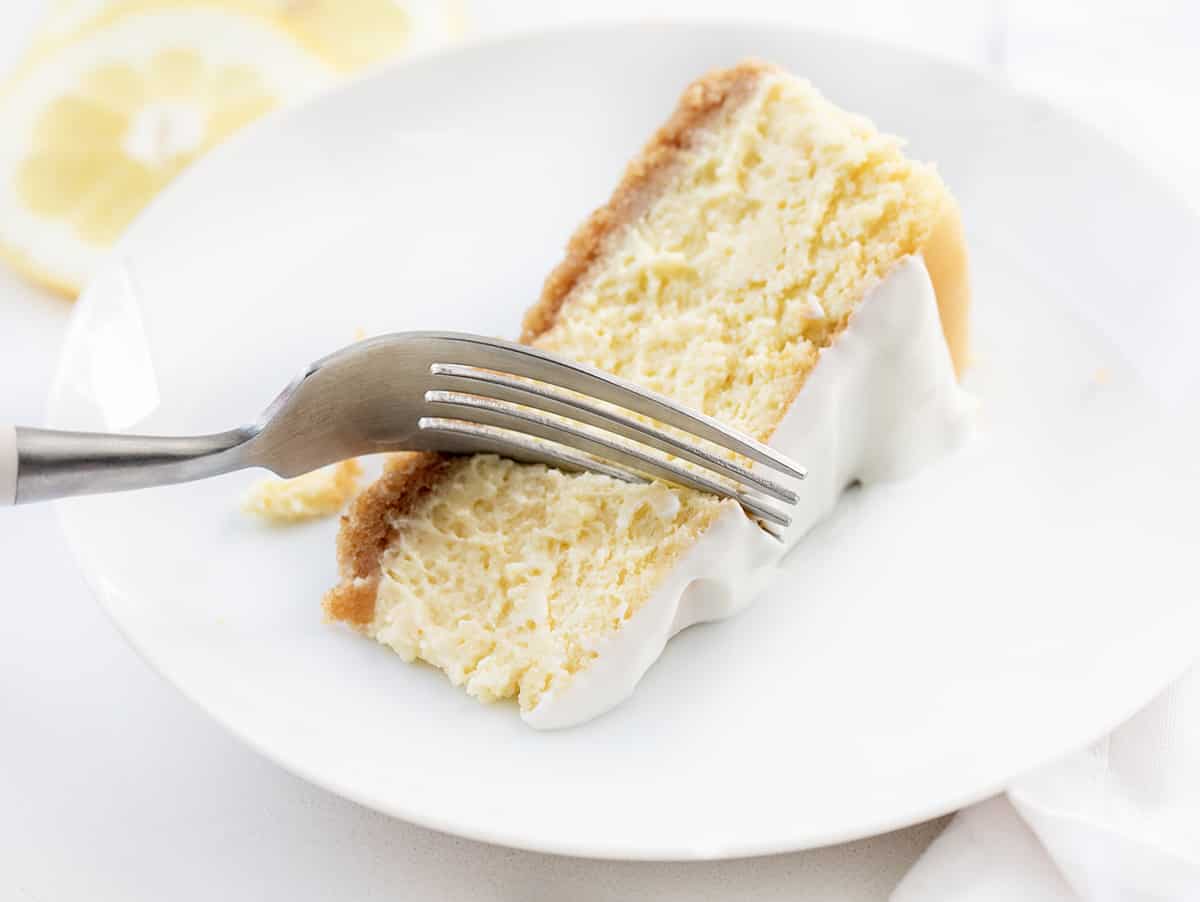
[893,664,1200,901]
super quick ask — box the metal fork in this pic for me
[1,332,805,526]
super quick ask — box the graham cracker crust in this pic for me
[323,61,773,626]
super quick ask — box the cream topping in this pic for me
[524,255,973,729]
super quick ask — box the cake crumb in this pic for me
[244,459,362,524]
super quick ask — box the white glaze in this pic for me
[524,256,973,729]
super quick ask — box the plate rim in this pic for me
[50,19,1200,859]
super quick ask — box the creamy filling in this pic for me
[524,255,973,728]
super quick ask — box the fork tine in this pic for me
[421,393,793,527]
[422,415,788,538]
[424,333,807,481]
[417,417,649,485]
[761,521,787,542]
[428,365,799,505]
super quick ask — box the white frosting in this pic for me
[523,256,973,729]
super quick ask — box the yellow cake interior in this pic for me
[332,63,962,712]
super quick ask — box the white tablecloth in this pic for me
[2,2,1197,899]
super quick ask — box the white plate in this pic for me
[50,23,1200,859]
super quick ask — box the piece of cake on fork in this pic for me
[324,59,972,728]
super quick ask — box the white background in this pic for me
[2,2,1197,899]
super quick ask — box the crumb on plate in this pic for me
[243,459,362,524]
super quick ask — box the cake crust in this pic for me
[324,61,772,624]
[521,60,771,343]
[324,59,970,626]
[324,451,451,625]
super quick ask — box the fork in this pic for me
[1,332,805,527]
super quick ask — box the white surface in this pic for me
[45,21,1200,860]
[0,423,15,505]
[529,257,973,729]
[896,670,1200,899]
[2,1,1199,900]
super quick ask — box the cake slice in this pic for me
[325,60,972,727]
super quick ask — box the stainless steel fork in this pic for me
[1,332,805,526]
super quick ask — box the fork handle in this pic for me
[2,425,252,505]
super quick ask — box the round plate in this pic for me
[51,22,1200,859]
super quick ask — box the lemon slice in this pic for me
[44,1,120,37]
[34,1,466,72]
[232,0,466,72]
[0,6,333,297]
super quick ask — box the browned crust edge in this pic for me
[520,59,775,342]
[323,58,971,626]
[323,451,451,625]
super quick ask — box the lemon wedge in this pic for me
[241,1,411,72]
[0,5,333,297]
[31,2,116,52]
[37,1,466,69]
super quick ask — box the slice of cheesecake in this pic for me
[325,59,971,727]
